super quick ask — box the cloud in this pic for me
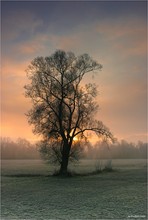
[1,2,147,143]
[2,9,43,41]
[16,34,49,55]
[95,17,147,58]
[97,75,147,141]
[1,73,33,141]
[1,58,31,121]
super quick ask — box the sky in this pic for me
[1,0,147,143]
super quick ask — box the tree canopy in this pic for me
[25,50,113,175]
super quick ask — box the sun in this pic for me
[73,136,78,142]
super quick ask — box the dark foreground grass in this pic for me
[1,166,147,220]
[2,166,115,178]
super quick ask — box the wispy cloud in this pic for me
[2,9,43,41]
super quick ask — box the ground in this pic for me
[1,159,147,220]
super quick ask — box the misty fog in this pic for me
[1,137,147,160]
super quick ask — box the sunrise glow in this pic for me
[73,137,78,142]
[1,1,147,143]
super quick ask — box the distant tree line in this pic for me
[1,137,40,160]
[1,137,147,160]
[84,140,147,159]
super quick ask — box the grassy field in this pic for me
[1,159,147,219]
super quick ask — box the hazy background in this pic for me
[1,137,147,160]
[1,1,147,143]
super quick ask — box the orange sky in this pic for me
[1,1,147,143]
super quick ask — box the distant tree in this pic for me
[1,137,40,159]
[89,139,147,159]
[24,50,113,176]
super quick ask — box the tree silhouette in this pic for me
[24,50,113,176]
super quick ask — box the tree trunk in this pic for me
[59,142,70,176]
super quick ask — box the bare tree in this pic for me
[24,50,113,176]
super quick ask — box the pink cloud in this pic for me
[96,18,147,57]
[49,34,84,52]
[1,58,31,120]
[96,18,146,40]
[17,34,49,55]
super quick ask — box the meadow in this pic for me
[1,159,147,219]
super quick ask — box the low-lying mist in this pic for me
[1,137,147,160]
[83,140,147,159]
